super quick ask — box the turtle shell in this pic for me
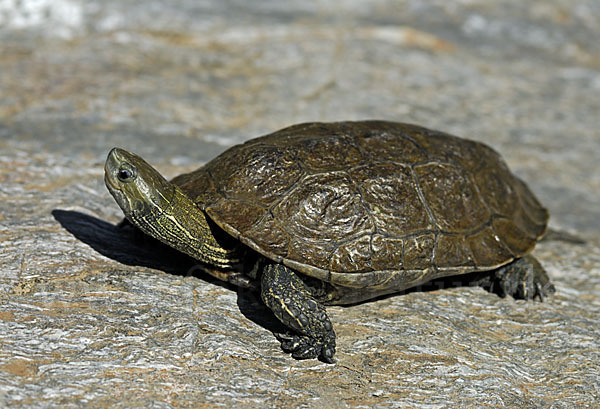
[172,121,548,291]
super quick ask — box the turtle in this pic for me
[104,120,555,363]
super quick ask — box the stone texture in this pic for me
[1,0,599,408]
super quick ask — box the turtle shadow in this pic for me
[51,209,284,332]
[346,271,518,307]
[52,209,227,286]
[235,288,288,334]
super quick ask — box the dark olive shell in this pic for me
[172,121,547,290]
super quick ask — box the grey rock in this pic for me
[0,0,598,408]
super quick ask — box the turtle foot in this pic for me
[261,263,336,363]
[494,255,555,301]
[275,331,336,363]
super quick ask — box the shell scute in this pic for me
[330,235,372,273]
[294,134,363,171]
[273,172,374,242]
[371,234,404,271]
[403,233,436,270]
[286,238,335,272]
[349,163,434,235]
[415,163,491,232]
[467,226,513,268]
[433,234,475,268]
[242,213,289,262]
[207,144,303,206]
[475,160,518,217]
[492,218,536,255]
[354,122,428,163]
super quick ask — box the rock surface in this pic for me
[1,1,599,408]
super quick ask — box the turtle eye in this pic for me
[117,166,135,182]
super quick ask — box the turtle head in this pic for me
[104,147,175,223]
[104,147,242,268]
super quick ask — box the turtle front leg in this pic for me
[476,254,555,301]
[260,263,336,363]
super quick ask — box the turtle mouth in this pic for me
[104,148,122,191]
[104,170,132,216]
[104,171,119,192]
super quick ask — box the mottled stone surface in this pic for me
[1,0,599,408]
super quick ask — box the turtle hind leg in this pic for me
[477,254,555,301]
[260,263,336,363]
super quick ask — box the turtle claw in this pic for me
[534,280,555,302]
[495,255,555,301]
[275,332,336,363]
